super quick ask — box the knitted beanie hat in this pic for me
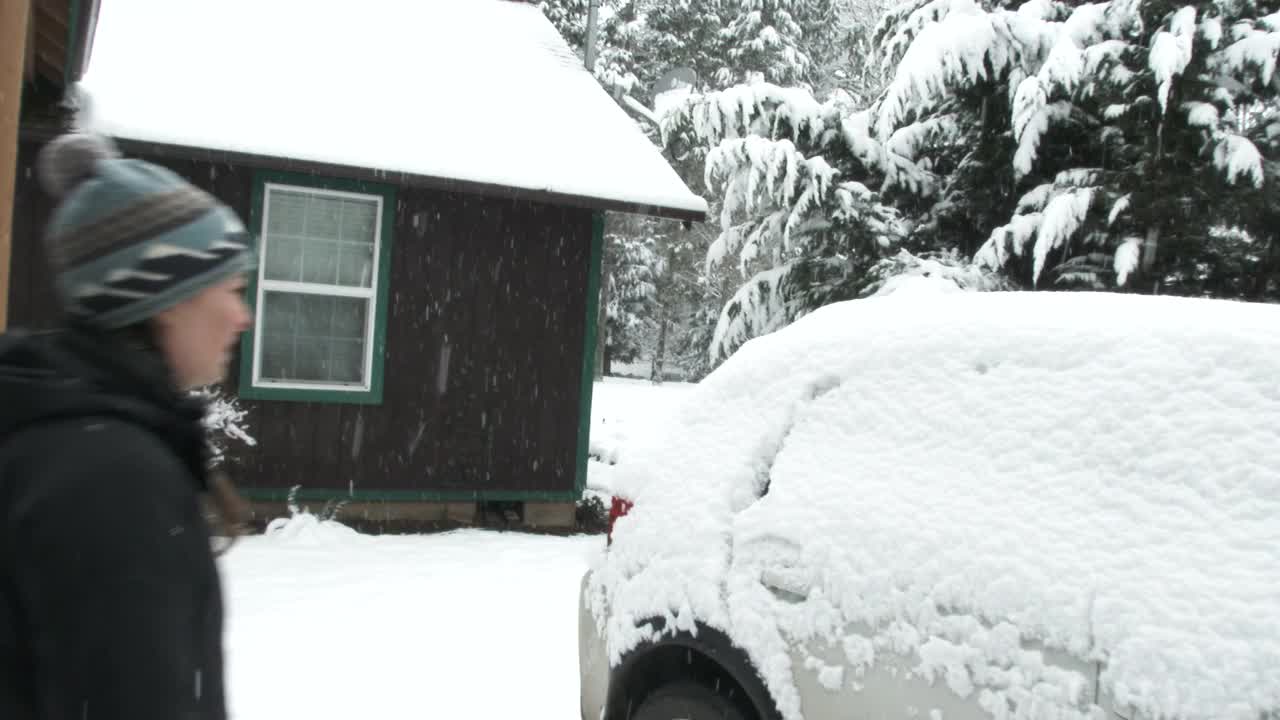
[36,133,256,329]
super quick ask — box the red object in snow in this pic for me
[606,496,633,546]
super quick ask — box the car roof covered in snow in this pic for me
[594,283,1280,720]
[71,0,707,222]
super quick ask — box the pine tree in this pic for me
[544,0,871,372]
[602,222,661,372]
[544,0,1280,374]
[659,80,954,365]
[811,0,897,102]
[598,213,722,381]
[694,0,1280,369]
[718,0,831,86]
[871,0,1280,292]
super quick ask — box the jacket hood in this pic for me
[0,325,211,484]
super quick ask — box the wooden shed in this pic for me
[8,0,706,529]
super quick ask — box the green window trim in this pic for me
[238,170,396,405]
[574,211,605,497]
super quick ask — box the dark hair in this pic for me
[206,470,252,555]
[113,321,252,554]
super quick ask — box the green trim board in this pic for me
[65,0,82,87]
[237,169,396,405]
[574,211,605,497]
[240,487,580,503]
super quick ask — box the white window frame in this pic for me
[249,182,384,393]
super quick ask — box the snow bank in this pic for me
[74,0,706,219]
[263,511,364,546]
[871,272,967,297]
[589,290,1280,720]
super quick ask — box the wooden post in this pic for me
[0,0,31,330]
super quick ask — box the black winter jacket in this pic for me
[0,325,226,720]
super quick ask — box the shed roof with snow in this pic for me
[73,0,707,222]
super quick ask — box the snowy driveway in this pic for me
[217,527,602,719]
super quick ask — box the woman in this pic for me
[0,132,256,719]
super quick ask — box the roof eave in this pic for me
[21,128,707,224]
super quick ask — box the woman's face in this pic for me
[152,274,253,390]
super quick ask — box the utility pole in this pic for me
[585,0,600,70]
[0,0,32,330]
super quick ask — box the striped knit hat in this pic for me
[36,133,256,329]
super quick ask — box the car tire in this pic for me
[633,681,749,720]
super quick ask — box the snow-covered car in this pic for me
[578,286,1280,720]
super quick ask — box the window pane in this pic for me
[260,334,293,380]
[260,292,299,381]
[263,188,378,289]
[293,335,329,381]
[332,297,366,337]
[262,291,299,336]
[264,235,302,282]
[331,339,365,383]
[339,199,377,244]
[306,194,342,240]
[338,244,375,287]
[298,295,334,337]
[257,291,369,386]
[300,239,339,285]
[266,191,307,235]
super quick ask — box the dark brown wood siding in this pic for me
[8,137,592,499]
[9,141,63,329]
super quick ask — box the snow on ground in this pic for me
[590,290,1280,720]
[215,376,689,719]
[217,525,604,720]
[588,376,697,494]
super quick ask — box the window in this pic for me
[239,173,395,404]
